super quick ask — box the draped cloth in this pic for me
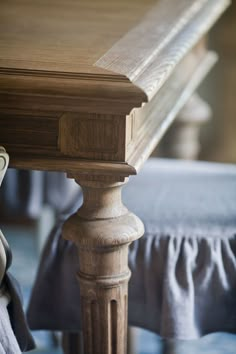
[0,148,35,351]
[0,231,35,352]
[0,166,78,352]
[27,159,236,339]
[0,290,21,354]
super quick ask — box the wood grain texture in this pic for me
[0,0,229,107]
[0,110,60,154]
[59,113,126,161]
[63,179,144,354]
[0,2,229,354]
[96,0,230,100]
[0,73,146,115]
[0,0,156,74]
[0,48,217,176]
[126,50,217,172]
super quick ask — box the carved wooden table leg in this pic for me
[63,176,144,354]
[159,93,212,159]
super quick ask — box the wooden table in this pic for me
[0,1,229,353]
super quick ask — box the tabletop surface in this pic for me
[0,0,230,175]
[0,0,156,75]
[0,0,229,105]
[0,0,228,84]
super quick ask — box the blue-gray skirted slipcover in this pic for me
[27,159,236,339]
[0,169,79,219]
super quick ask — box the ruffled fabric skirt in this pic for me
[27,159,236,339]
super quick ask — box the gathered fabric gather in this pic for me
[27,159,236,339]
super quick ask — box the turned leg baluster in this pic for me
[159,93,212,160]
[63,176,144,354]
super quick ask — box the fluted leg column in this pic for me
[63,177,144,354]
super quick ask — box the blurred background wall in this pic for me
[199,0,236,163]
[159,3,236,164]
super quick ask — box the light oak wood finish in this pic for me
[62,328,138,354]
[159,93,212,159]
[0,1,230,353]
[0,0,229,175]
[63,177,143,354]
[61,93,213,354]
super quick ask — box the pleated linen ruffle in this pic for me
[27,159,236,339]
[128,231,236,339]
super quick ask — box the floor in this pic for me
[2,223,236,354]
